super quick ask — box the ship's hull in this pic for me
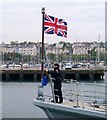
[33,98,107,120]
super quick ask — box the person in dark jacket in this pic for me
[51,63,63,103]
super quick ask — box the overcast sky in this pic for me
[0,0,105,44]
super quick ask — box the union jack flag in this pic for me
[44,14,67,38]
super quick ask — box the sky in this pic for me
[0,0,106,44]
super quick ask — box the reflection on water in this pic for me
[2,81,105,118]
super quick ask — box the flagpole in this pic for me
[41,7,45,80]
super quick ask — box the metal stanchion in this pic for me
[37,85,45,101]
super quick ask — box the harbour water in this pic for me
[1,80,105,119]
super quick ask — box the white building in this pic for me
[19,45,37,56]
[72,42,88,55]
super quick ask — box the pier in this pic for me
[1,68,104,82]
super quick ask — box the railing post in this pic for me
[76,82,79,107]
[93,81,97,110]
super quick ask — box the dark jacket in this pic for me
[49,70,62,89]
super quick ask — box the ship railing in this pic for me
[63,81,107,111]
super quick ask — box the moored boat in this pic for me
[33,81,107,119]
[33,98,107,119]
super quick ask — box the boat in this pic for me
[33,7,107,120]
[33,79,107,120]
[33,99,106,119]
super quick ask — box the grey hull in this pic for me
[33,99,107,120]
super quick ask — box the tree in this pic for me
[47,53,56,62]
[10,41,15,45]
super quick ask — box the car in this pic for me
[23,63,30,68]
[72,64,78,68]
[14,64,21,68]
[65,63,72,70]
[8,64,14,68]
[1,64,7,68]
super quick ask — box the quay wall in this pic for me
[0,68,104,82]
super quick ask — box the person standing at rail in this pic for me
[49,63,63,103]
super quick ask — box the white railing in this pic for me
[63,81,107,110]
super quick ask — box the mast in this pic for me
[105,40,107,84]
[41,7,45,80]
[105,2,107,84]
[97,34,100,63]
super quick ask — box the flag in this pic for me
[44,14,67,38]
[42,75,48,86]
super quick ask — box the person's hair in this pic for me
[54,63,60,71]
[54,63,59,68]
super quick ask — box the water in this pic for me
[2,82,48,118]
[1,81,105,118]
